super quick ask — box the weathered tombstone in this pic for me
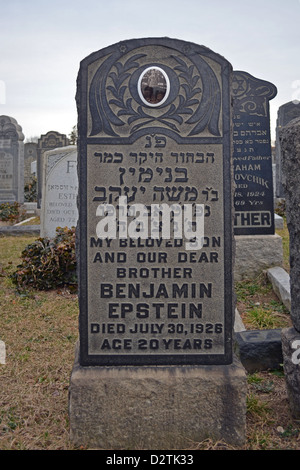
[36,130,69,208]
[275,101,300,199]
[69,38,246,449]
[40,145,78,238]
[280,117,300,418]
[0,115,24,203]
[232,71,277,235]
[231,72,283,280]
[24,142,38,186]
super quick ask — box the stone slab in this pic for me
[69,343,247,449]
[234,308,246,332]
[234,329,283,373]
[24,202,38,214]
[234,234,283,281]
[275,213,284,229]
[0,225,40,237]
[267,266,291,312]
[282,327,300,419]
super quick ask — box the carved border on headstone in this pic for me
[80,39,226,143]
[77,38,233,366]
[232,71,277,117]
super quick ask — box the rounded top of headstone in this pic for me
[0,115,24,141]
[277,101,300,127]
[279,101,300,111]
[78,37,233,141]
[282,116,300,128]
[80,37,232,68]
[232,71,277,101]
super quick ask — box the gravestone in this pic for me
[231,72,283,280]
[0,115,24,203]
[24,142,38,186]
[280,117,300,418]
[275,101,300,198]
[40,146,78,238]
[232,71,277,235]
[36,131,69,208]
[69,37,246,449]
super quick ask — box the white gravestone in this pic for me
[41,146,78,238]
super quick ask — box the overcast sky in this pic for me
[0,0,299,142]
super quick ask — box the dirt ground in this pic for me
[1,287,299,451]
[1,235,300,450]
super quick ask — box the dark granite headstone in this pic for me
[280,117,300,332]
[232,71,277,235]
[77,38,233,367]
[279,117,300,418]
[0,115,24,203]
[36,130,69,207]
[275,101,300,198]
[235,329,283,373]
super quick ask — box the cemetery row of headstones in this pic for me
[2,37,300,448]
[0,122,70,205]
[0,123,77,234]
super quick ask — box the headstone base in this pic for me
[282,327,300,419]
[69,343,247,449]
[234,234,283,281]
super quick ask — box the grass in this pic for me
[19,216,40,226]
[235,215,291,331]
[0,233,299,450]
[276,216,290,272]
[235,274,292,330]
[245,370,300,450]
[0,235,79,450]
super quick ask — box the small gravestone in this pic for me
[0,115,24,203]
[40,146,78,238]
[36,131,69,208]
[275,101,300,198]
[232,71,277,235]
[280,117,300,418]
[24,142,38,186]
[69,38,246,449]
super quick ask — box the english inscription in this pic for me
[77,38,233,366]
[232,71,277,235]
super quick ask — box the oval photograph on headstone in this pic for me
[138,67,170,107]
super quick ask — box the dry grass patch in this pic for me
[246,371,300,450]
[0,235,79,450]
[1,234,300,450]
